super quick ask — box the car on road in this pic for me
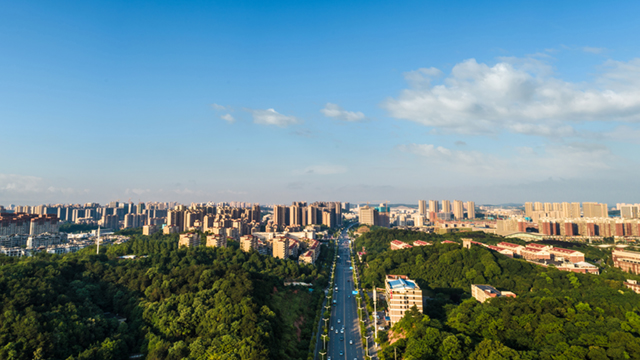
[335,329,338,334]
[340,328,344,333]
[340,336,343,341]
[340,351,343,356]
[337,319,340,323]
[331,326,333,331]
[349,340,353,345]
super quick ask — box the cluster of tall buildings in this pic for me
[177,227,323,264]
[0,213,59,236]
[271,201,343,231]
[416,200,476,224]
[166,204,262,239]
[524,202,608,221]
[497,201,640,239]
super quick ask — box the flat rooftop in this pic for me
[388,277,419,290]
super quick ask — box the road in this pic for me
[326,231,365,360]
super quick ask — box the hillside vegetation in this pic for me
[354,229,640,360]
[0,233,330,360]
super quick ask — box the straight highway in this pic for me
[326,231,365,360]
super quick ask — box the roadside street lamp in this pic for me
[321,333,328,350]
[319,350,326,360]
[322,317,329,329]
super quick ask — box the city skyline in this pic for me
[1,1,640,205]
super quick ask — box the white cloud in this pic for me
[0,174,42,193]
[603,125,640,144]
[247,108,299,127]
[383,57,640,136]
[293,164,348,175]
[399,142,617,181]
[321,103,366,122]
[125,188,151,195]
[220,113,235,123]
[583,46,605,54]
[0,174,83,195]
[211,103,226,111]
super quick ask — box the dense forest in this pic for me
[354,228,640,360]
[0,232,332,360]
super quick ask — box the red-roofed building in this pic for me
[487,245,514,257]
[390,240,413,250]
[497,242,525,255]
[549,247,584,263]
[442,240,457,244]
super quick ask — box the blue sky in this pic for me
[1,0,639,206]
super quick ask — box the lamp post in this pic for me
[321,333,328,350]
[319,350,326,360]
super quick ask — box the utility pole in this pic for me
[96,226,101,254]
[374,286,377,346]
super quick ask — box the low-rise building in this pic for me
[471,284,516,303]
[413,240,432,246]
[240,234,258,252]
[612,249,640,274]
[390,240,413,250]
[557,261,599,274]
[385,275,423,325]
[143,225,159,236]
[206,234,227,248]
[178,233,200,248]
[624,279,640,294]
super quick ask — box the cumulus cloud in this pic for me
[293,164,348,175]
[247,108,299,127]
[220,114,235,123]
[321,103,366,122]
[383,57,640,135]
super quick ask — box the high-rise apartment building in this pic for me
[524,202,533,218]
[418,200,427,216]
[583,202,608,218]
[467,201,475,219]
[273,205,289,229]
[429,200,439,214]
[453,200,464,220]
[621,205,639,219]
[385,275,423,325]
[442,200,451,213]
[359,205,377,226]
[534,202,543,211]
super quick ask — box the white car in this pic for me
[340,328,344,333]
[331,326,334,331]
[337,319,340,323]
[349,340,353,345]
[335,329,338,334]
